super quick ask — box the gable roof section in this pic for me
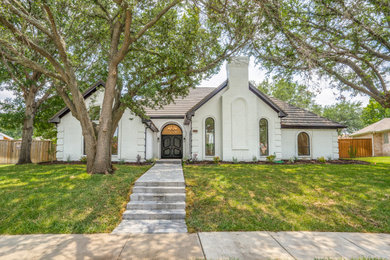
[248,83,287,117]
[351,118,390,136]
[49,79,345,129]
[185,80,228,118]
[144,86,218,118]
[269,97,345,129]
[49,80,105,123]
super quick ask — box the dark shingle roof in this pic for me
[49,80,345,129]
[269,97,345,129]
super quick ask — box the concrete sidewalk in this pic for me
[1,231,389,260]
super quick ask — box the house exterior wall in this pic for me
[56,88,146,162]
[55,57,342,162]
[191,57,282,161]
[383,131,390,155]
[281,128,339,159]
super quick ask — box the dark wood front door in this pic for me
[161,135,182,159]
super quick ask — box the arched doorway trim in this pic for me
[161,124,183,159]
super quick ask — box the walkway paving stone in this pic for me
[113,160,187,234]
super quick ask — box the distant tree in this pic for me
[316,101,364,134]
[0,61,55,164]
[361,98,390,126]
[257,78,316,109]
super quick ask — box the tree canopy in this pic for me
[256,78,316,109]
[0,0,254,173]
[250,0,390,108]
[361,98,390,126]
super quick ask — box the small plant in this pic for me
[119,159,125,165]
[348,145,357,158]
[192,153,198,162]
[327,156,332,161]
[317,156,326,163]
[213,156,221,164]
[146,158,156,164]
[288,157,295,163]
[136,154,142,164]
[252,156,258,162]
[266,154,276,163]
[80,156,87,163]
[232,157,238,164]
[66,155,71,163]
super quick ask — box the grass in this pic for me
[184,163,390,233]
[355,156,390,164]
[0,164,150,234]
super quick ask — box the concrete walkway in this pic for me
[113,160,187,233]
[1,231,389,259]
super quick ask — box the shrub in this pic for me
[288,157,295,163]
[80,156,87,163]
[192,153,198,162]
[266,154,276,163]
[66,155,71,163]
[119,159,125,165]
[232,157,238,164]
[348,146,357,158]
[252,156,258,162]
[213,156,221,164]
[136,154,142,164]
[317,156,326,163]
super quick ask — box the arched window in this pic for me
[298,132,310,156]
[205,117,215,156]
[259,118,269,156]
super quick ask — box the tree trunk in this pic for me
[90,65,118,174]
[17,91,36,164]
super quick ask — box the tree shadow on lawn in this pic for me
[184,163,390,233]
[0,164,149,234]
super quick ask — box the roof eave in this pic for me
[48,80,106,124]
[248,83,287,118]
[281,124,346,129]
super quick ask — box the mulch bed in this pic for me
[38,161,152,166]
[185,159,370,165]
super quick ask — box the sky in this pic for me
[0,57,370,107]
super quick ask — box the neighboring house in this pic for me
[0,132,14,140]
[350,118,390,156]
[49,57,344,162]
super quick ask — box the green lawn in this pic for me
[355,156,390,164]
[184,163,390,233]
[0,164,150,234]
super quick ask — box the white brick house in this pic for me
[50,57,344,162]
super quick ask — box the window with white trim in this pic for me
[205,117,215,156]
[259,118,269,156]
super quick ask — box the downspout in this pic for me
[189,120,193,159]
[144,126,147,160]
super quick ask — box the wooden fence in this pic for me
[338,138,372,158]
[0,140,56,164]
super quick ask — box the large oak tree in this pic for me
[0,0,252,173]
[250,0,390,108]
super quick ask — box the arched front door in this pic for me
[161,124,183,159]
